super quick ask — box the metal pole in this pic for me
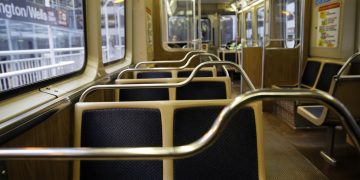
[261,0,268,89]
[298,0,305,88]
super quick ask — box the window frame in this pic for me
[101,0,127,65]
[0,0,88,98]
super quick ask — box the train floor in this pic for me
[263,112,360,180]
[231,81,360,180]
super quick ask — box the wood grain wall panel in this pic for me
[264,48,299,87]
[2,106,74,180]
[242,47,263,89]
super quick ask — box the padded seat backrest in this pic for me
[75,100,264,180]
[137,72,172,79]
[173,106,258,180]
[315,63,342,92]
[119,88,169,101]
[176,77,231,100]
[301,61,321,87]
[177,70,213,78]
[77,107,163,180]
[115,78,173,101]
[116,77,230,101]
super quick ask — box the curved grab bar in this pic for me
[134,50,206,68]
[82,61,254,102]
[0,89,358,160]
[118,53,229,79]
[336,52,360,77]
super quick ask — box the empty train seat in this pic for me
[315,63,342,92]
[273,59,344,129]
[74,104,163,179]
[300,61,322,88]
[137,71,173,79]
[74,100,264,180]
[115,77,231,101]
[297,76,360,162]
[173,106,259,179]
[177,70,213,78]
[131,67,217,79]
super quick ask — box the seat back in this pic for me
[74,103,163,180]
[300,60,321,88]
[75,100,264,180]
[175,77,231,100]
[115,78,173,101]
[177,69,214,78]
[173,105,260,179]
[315,63,343,92]
[115,77,231,101]
[136,71,173,79]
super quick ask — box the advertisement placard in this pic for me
[316,2,340,48]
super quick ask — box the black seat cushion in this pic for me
[81,108,162,180]
[173,106,258,180]
[120,88,169,101]
[137,72,172,79]
[301,61,321,87]
[177,71,213,78]
[316,63,342,92]
[176,81,227,100]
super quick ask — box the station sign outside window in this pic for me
[0,0,69,28]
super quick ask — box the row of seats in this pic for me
[115,77,231,101]
[75,52,263,179]
[273,59,344,128]
[134,67,216,79]
[273,55,360,163]
[296,57,360,163]
[74,100,264,179]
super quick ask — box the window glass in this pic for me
[163,0,200,49]
[101,0,125,64]
[257,7,264,47]
[0,0,85,93]
[200,18,211,42]
[245,12,253,47]
[220,15,237,46]
[284,0,298,48]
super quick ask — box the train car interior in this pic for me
[0,0,360,179]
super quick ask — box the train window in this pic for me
[200,18,211,43]
[275,0,300,48]
[162,0,200,50]
[257,7,265,47]
[245,12,253,47]
[284,0,297,48]
[101,0,125,64]
[0,0,85,93]
[220,15,237,47]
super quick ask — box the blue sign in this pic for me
[316,0,331,5]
